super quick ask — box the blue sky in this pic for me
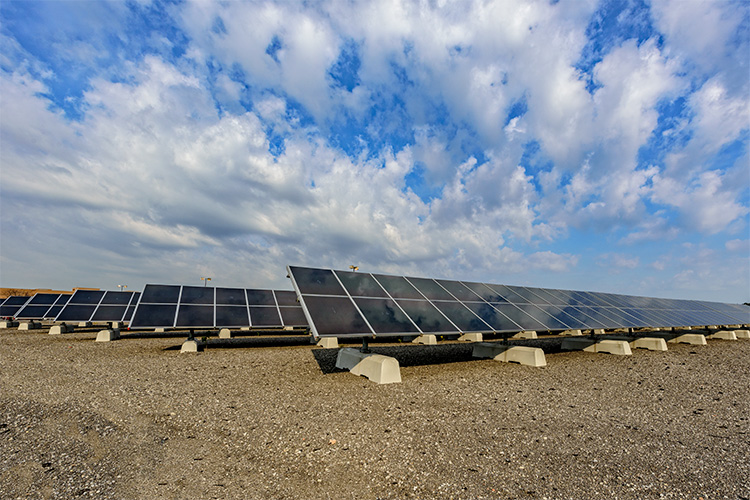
[0,0,748,303]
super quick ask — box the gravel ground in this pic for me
[0,327,748,499]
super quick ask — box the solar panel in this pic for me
[54,290,140,323]
[129,284,308,329]
[0,296,32,317]
[15,293,69,319]
[287,266,750,338]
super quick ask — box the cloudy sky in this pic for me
[1,0,748,303]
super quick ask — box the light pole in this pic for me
[201,277,212,287]
[117,284,127,292]
[349,265,359,272]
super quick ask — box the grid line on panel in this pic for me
[402,276,463,333]
[370,274,424,334]
[332,269,375,336]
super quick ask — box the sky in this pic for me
[0,0,748,303]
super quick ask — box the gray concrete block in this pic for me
[219,328,233,339]
[735,330,749,339]
[458,332,483,342]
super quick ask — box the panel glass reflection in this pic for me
[489,303,547,331]
[336,271,389,298]
[395,300,458,333]
[407,278,456,301]
[435,280,481,301]
[289,266,346,295]
[433,301,493,332]
[461,282,508,302]
[373,274,424,299]
[463,302,521,331]
[16,305,54,318]
[353,298,419,334]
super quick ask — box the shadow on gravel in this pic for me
[311,336,569,374]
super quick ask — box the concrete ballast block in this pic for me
[561,338,632,355]
[95,328,121,342]
[668,333,707,345]
[0,320,19,329]
[219,328,233,339]
[561,329,583,336]
[458,333,483,342]
[18,322,42,331]
[78,322,92,327]
[335,348,401,384]
[607,335,668,352]
[735,330,750,339]
[317,337,339,348]
[412,334,437,345]
[707,330,737,340]
[49,324,74,335]
[472,343,546,367]
[512,331,538,339]
[180,340,199,353]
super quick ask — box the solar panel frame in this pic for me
[289,265,749,339]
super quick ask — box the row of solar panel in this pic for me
[0,291,140,322]
[0,287,307,330]
[287,266,750,338]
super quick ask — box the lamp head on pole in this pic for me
[349,265,359,272]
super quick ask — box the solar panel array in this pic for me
[129,284,308,329]
[287,266,750,338]
[54,290,141,323]
[14,294,71,320]
[0,296,32,317]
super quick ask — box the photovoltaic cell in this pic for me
[128,284,307,329]
[288,265,749,339]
